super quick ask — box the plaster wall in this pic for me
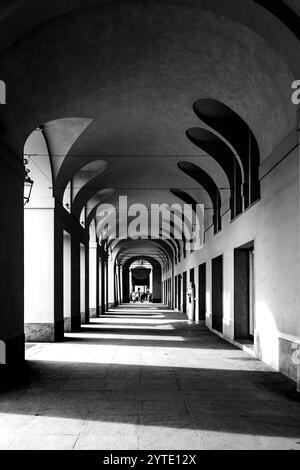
[164,133,300,382]
[24,207,55,326]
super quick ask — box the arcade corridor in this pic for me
[1,0,300,452]
[0,304,299,450]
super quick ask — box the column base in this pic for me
[64,318,72,333]
[89,308,97,318]
[64,315,82,333]
[81,311,89,324]
[25,321,64,342]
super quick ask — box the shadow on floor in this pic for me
[0,360,300,441]
[0,304,299,447]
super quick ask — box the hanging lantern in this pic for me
[24,159,34,205]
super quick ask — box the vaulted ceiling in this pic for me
[1,0,299,266]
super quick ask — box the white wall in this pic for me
[24,207,55,324]
[165,130,300,382]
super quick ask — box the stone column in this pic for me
[114,263,119,306]
[120,266,123,303]
[116,264,122,305]
[0,143,25,365]
[194,267,200,323]
[71,238,81,332]
[171,265,175,309]
[297,106,300,393]
[107,256,115,309]
[80,243,86,324]
[104,260,108,311]
[63,231,72,332]
[180,274,184,313]
[100,256,106,314]
[129,269,132,295]
[149,267,153,295]
[84,243,89,324]
[98,256,103,315]
[152,265,162,302]
[89,242,97,318]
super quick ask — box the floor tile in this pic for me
[0,304,298,450]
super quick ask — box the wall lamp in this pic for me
[24,158,34,205]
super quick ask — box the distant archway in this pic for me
[122,256,162,303]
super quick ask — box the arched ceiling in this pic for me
[1,0,299,257]
[0,0,298,154]
[0,1,299,73]
[114,239,173,269]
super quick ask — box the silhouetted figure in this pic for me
[146,290,152,302]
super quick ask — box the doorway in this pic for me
[234,242,255,341]
[198,262,206,321]
[182,271,187,314]
[212,255,223,333]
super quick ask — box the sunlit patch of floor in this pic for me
[0,304,299,450]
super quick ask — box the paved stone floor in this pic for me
[0,304,300,450]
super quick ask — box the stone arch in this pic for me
[186,128,243,218]
[193,98,261,207]
[177,162,223,233]
[122,255,162,303]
